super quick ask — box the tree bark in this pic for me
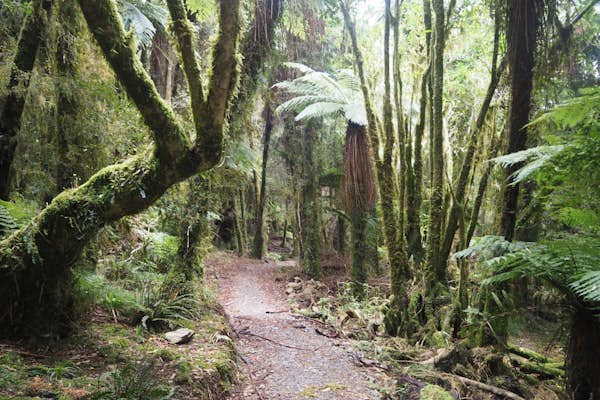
[0,0,242,336]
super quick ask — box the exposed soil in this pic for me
[207,252,387,400]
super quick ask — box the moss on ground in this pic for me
[419,384,454,400]
[0,305,236,400]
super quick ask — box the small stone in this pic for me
[214,334,233,343]
[165,328,195,344]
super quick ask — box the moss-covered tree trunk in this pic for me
[0,0,242,336]
[252,102,273,259]
[424,0,447,320]
[299,122,320,278]
[161,176,211,297]
[55,0,87,190]
[567,307,600,400]
[0,0,54,200]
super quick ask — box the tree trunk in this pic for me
[252,103,273,259]
[0,0,54,200]
[349,210,368,297]
[0,0,242,336]
[501,0,539,242]
[424,0,447,309]
[300,122,320,278]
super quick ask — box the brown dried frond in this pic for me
[342,122,376,213]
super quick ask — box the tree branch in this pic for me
[167,0,207,135]
[200,0,242,161]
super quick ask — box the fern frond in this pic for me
[490,145,565,185]
[281,62,315,74]
[0,204,18,237]
[121,1,165,50]
[273,65,366,125]
[571,271,600,303]
[295,102,345,121]
[531,87,600,129]
[275,95,339,113]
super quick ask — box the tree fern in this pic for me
[120,0,167,50]
[273,63,366,125]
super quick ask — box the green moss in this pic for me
[420,384,453,400]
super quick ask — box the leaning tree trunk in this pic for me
[252,102,273,259]
[439,5,504,265]
[0,0,242,336]
[0,0,54,200]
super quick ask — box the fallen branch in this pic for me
[0,344,48,359]
[506,344,560,364]
[512,357,564,378]
[237,327,319,351]
[443,373,525,400]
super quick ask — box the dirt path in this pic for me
[207,253,386,400]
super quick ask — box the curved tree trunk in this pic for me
[0,0,242,336]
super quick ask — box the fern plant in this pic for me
[0,204,17,238]
[473,87,600,397]
[120,0,167,50]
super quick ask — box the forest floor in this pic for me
[206,251,392,399]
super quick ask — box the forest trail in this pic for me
[207,252,386,400]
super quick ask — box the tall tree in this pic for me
[424,0,447,312]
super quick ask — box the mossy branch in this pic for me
[200,0,241,162]
[166,0,206,135]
